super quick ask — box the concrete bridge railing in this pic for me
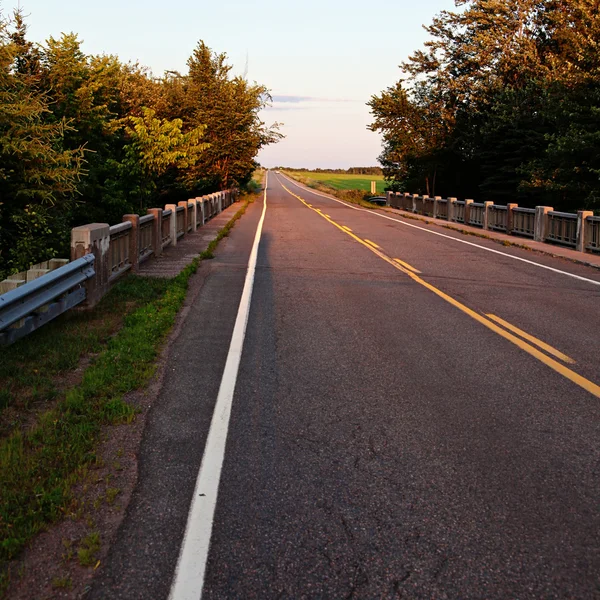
[0,189,239,345]
[386,192,598,255]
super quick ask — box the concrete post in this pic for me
[482,201,494,230]
[165,204,177,246]
[200,199,206,224]
[506,203,518,234]
[188,201,198,232]
[433,197,442,219]
[534,206,554,242]
[218,193,223,213]
[448,198,457,222]
[421,195,429,216]
[123,214,140,272]
[178,201,189,236]
[71,223,110,307]
[386,191,393,207]
[147,208,163,257]
[412,194,419,213]
[464,199,474,225]
[576,210,593,253]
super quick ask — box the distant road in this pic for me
[91,171,600,599]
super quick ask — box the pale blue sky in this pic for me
[15,0,453,168]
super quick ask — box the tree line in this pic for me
[0,11,282,279]
[368,0,600,213]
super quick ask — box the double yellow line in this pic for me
[281,183,600,399]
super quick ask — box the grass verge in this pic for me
[0,195,253,593]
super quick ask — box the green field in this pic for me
[287,172,386,194]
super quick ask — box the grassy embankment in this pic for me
[0,189,257,592]
[283,171,386,208]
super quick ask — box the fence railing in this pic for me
[512,207,535,238]
[468,203,485,227]
[0,255,95,345]
[139,214,154,264]
[547,211,578,248]
[109,222,132,282]
[488,205,508,232]
[0,189,239,345]
[386,192,597,255]
[586,216,600,253]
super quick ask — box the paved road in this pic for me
[91,172,600,599]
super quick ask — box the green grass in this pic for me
[287,171,386,194]
[0,195,254,592]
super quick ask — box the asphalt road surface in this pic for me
[90,172,600,599]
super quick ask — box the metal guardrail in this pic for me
[547,211,577,247]
[585,216,600,253]
[512,207,535,238]
[0,255,95,345]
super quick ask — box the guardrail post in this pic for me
[482,201,494,230]
[147,208,163,257]
[506,203,518,234]
[165,204,178,246]
[464,199,474,224]
[71,223,110,307]
[576,210,594,252]
[534,206,553,241]
[178,201,189,237]
[123,214,140,272]
[448,198,457,222]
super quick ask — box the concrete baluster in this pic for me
[448,198,457,222]
[71,223,110,307]
[482,201,494,230]
[576,210,594,252]
[165,204,178,246]
[123,214,140,272]
[147,208,163,257]
[506,203,518,234]
[534,206,554,242]
[464,199,474,225]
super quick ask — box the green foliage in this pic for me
[0,13,282,278]
[368,0,600,211]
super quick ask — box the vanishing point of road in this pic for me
[90,172,600,599]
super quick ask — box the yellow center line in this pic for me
[364,239,381,249]
[279,182,600,399]
[394,258,421,274]
[486,314,576,364]
[342,226,353,232]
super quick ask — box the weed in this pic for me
[51,575,72,589]
[77,531,100,567]
[105,488,120,505]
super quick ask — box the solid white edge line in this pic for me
[168,172,269,600]
[277,172,600,288]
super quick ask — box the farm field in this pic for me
[286,171,387,194]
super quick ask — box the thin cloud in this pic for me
[272,95,352,104]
